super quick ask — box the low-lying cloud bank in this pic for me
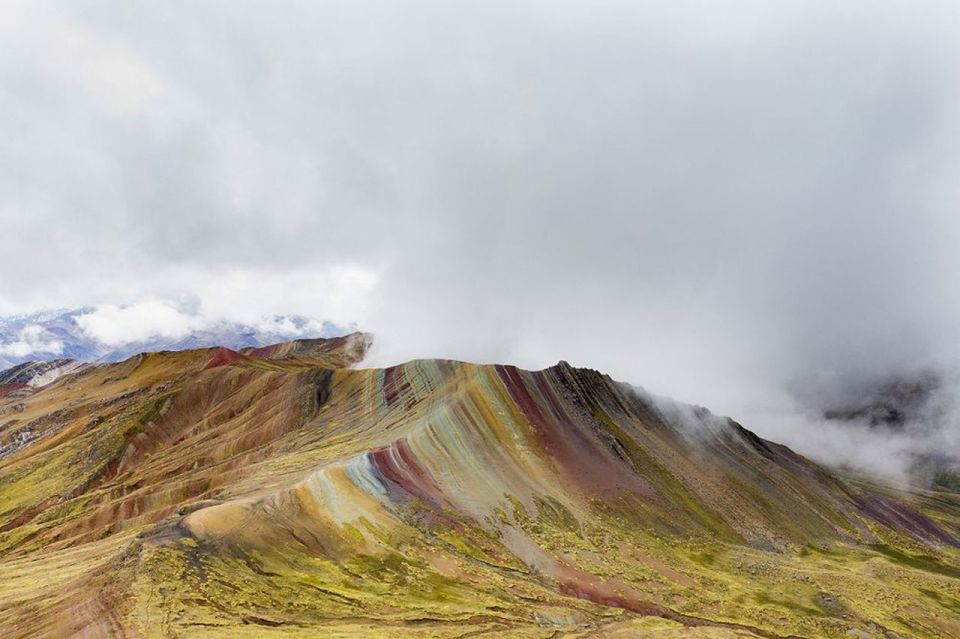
[0,325,64,358]
[0,301,352,370]
[74,301,338,347]
[75,301,207,346]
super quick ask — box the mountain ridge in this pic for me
[1,335,958,637]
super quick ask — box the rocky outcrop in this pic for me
[0,359,85,388]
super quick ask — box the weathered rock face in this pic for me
[823,372,942,429]
[0,359,85,388]
[1,334,958,638]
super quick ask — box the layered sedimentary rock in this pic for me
[1,334,958,638]
[0,359,85,389]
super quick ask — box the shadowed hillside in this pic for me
[1,335,958,638]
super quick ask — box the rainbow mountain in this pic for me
[1,335,958,638]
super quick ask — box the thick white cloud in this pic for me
[2,0,960,478]
[75,301,206,346]
[0,325,64,358]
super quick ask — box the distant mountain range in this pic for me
[0,307,346,371]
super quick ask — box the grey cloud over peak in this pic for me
[2,0,960,481]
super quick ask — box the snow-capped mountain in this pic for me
[0,307,347,371]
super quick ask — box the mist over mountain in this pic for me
[1,1,959,496]
[0,304,346,371]
[808,369,960,491]
[3,2,960,636]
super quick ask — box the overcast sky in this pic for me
[3,1,960,474]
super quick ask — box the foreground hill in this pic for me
[1,336,958,638]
